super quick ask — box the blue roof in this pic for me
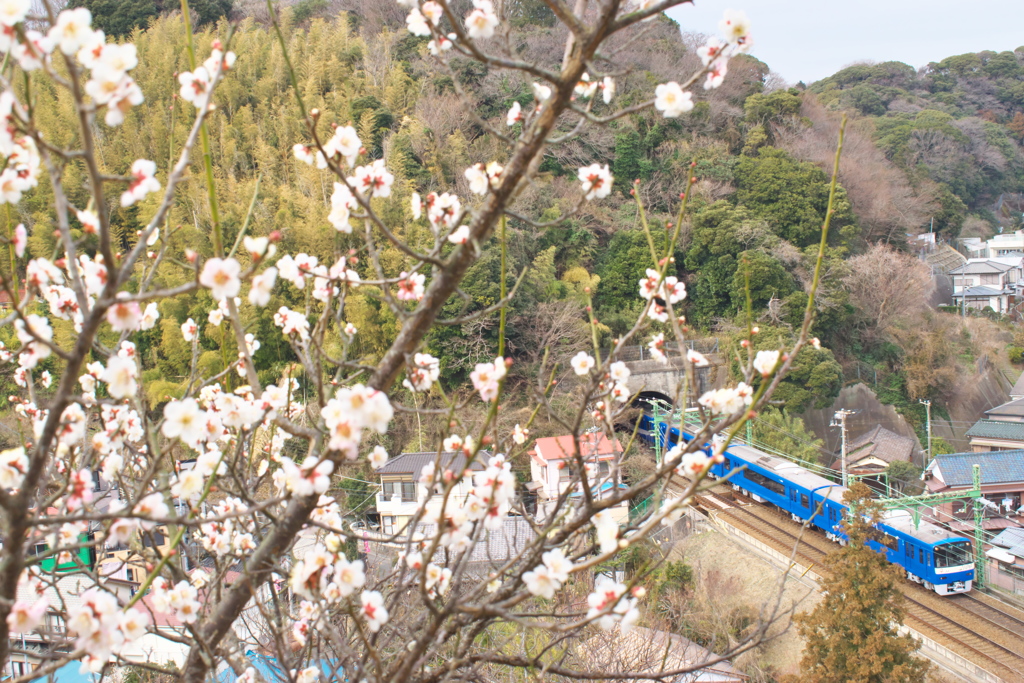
[933,450,1024,487]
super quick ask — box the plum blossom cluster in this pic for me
[470,356,508,402]
[288,541,388,632]
[653,10,751,118]
[178,42,237,110]
[65,586,151,672]
[638,268,686,322]
[421,453,517,551]
[586,576,641,632]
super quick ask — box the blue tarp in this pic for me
[27,661,101,683]
[213,652,342,682]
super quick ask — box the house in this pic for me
[374,451,487,534]
[529,432,622,500]
[830,424,917,476]
[961,231,1024,259]
[923,451,1024,530]
[965,396,1024,451]
[986,527,1024,594]
[949,258,1024,294]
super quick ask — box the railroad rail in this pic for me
[703,492,1024,682]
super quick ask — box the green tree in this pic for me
[886,460,923,494]
[732,250,795,313]
[750,407,826,467]
[734,147,855,247]
[793,483,929,683]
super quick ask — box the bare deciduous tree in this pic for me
[0,2,842,683]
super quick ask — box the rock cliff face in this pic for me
[801,383,925,465]
[932,356,1016,452]
[799,357,1017,464]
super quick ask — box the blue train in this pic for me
[637,412,974,595]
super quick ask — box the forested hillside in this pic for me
[2,3,1022,454]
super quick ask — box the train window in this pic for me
[918,548,925,565]
[745,470,785,496]
[934,541,972,568]
[723,459,732,472]
[800,494,809,509]
[869,529,899,551]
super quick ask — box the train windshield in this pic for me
[934,541,973,568]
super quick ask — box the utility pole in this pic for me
[831,409,855,487]
[919,399,932,464]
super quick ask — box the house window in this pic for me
[126,568,135,582]
[598,461,610,476]
[558,466,572,482]
[401,482,416,501]
[382,516,395,534]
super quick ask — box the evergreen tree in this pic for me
[793,483,929,683]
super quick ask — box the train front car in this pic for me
[877,513,974,595]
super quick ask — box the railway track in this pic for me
[704,495,1024,682]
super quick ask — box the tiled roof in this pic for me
[845,424,914,464]
[991,527,1024,559]
[985,397,1024,417]
[931,450,1024,487]
[953,285,1008,297]
[376,451,487,478]
[531,432,622,461]
[965,420,1024,442]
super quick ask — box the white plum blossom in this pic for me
[704,59,728,90]
[592,510,619,553]
[349,160,394,197]
[696,36,725,66]
[447,225,470,244]
[719,9,752,50]
[512,423,529,445]
[120,159,159,207]
[403,353,440,392]
[571,351,596,376]
[0,447,28,489]
[523,563,558,599]
[470,357,506,402]
[753,349,780,376]
[396,272,425,301]
[106,300,142,331]
[686,349,709,367]
[102,356,137,399]
[322,125,361,167]
[654,82,693,117]
[181,318,197,341]
[698,383,753,415]
[328,182,356,232]
[140,302,160,330]
[249,267,277,307]
[161,398,206,444]
[532,82,552,103]
[410,191,422,219]
[609,361,630,383]
[200,258,241,301]
[368,445,389,469]
[648,332,667,363]
[465,163,489,195]
[601,76,615,103]
[577,163,613,200]
[507,101,522,126]
[0,0,29,27]
[178,67,211,108]
[49,8,93,56]
[360,590,389,632]
[465,0,499,39]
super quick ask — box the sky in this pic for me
[665,0,1024,85]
